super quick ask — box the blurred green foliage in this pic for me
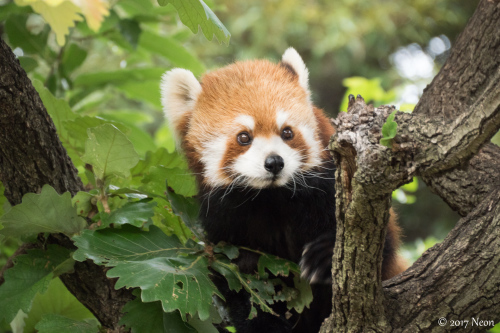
[194,0,476,114]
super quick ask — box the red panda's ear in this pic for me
[282,47,310,94]
[160,68,202,145]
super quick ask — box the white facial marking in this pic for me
[298,125,322,168]
[232,135,302,188]
[276,109,290,129]
[201,135,230,187]
[234,115,255,131]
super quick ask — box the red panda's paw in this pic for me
[299,234,334,284]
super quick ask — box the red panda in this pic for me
[161,48,406,333]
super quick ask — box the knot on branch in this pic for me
[330,95,417,196]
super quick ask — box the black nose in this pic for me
[264,155,285,175]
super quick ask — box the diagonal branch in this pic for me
[410,0,500,175]
[384,189,500,331]
[422,143,500,217]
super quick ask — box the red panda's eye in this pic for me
[281,128,294,140]
[237,132,252,145]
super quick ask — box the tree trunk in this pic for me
[321,0,500,331]
[0,37,133,332]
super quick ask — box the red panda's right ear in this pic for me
[160,68,202,146]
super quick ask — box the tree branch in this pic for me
[0,37,133,331]
[422,143,500,217]
[321,1,500,331]
[384,188,500,332]
[411,0,500,174]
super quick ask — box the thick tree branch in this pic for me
[384,188,500,332]
[410,0,500,175]
[422,143,500,217]
[321,1,500,331]
[0,37,133,331]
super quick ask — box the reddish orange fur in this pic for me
[383,209,408,280]
[173,57,406,280]
[178,59,332,186]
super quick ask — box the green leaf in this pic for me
[490,322,500,333]
[120,297,197,333]
[401,177,418,192]
[115,80,163,109]
[154,124,176,153]
[96,115,157,157]
[26,0,84,46]
[64,116,132,156]
[286,274,313,313]
[24,278,97,333]
[81,124,140,180]
[118,19,142,49]
[258,253,299,279]
[139,30,205,75]
[73,68,168,108]
[492,130,500,147]
[99,110,154,125]
[380,110,398,147]
[131,148,188,178]
[214,243,239,260]
[0,2,32,21]
[10,310,28,333]
[142,166,197,197]
[35,314,98,333]
[4,15,49,54]
[72,191,94,217]
[187,315,220,333]
[32,80,83,166]
[0,185,86,238]
[74,68,166,88]
[61,43,88,74]
[165,186,203,238]
[158,0,230,45]
[120,297,167,333]
[33,80,77,136]
[73,225,193,268]
[210,259,243,293]
[0,245,72,324]
[102,200,157,228]
[151,199,194,244]
[73,225,220,321]
[117,0,176,19]
[211,258,275,316]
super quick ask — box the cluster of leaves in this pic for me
[0,1,313,332]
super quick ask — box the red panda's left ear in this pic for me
[282,47,310,94]
[160,68,202,146]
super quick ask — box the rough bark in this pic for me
[321,0,500,331]
[411,0,500,175]
[0,37,133,331]
[422,143,500,217]
[384,189,500,332]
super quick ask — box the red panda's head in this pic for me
[160,48,333,189]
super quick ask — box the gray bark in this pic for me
[321,0,500,331]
